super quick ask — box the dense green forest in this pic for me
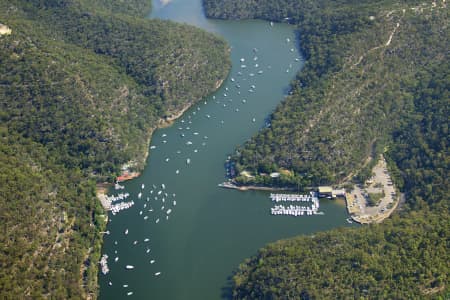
[204,0,449,298]
[0,0,229,297]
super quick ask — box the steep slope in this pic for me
[0,0,230,297]
[206,0,447,187]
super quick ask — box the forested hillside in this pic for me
[0,0,230,297]
[204,0,449,298]
[206,0,447,188]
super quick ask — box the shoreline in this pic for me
[96,79,226,211]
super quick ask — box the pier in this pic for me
[269,192,322,216]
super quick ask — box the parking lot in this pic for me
[347,156,398,223]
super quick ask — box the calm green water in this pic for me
[99,1,354,299]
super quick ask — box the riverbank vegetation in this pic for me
[204,0,449,298]
[0,0,230,297]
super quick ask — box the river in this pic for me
[99,0,354,298]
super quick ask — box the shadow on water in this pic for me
[220,275,234,299]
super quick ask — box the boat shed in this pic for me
[318,186,333,198]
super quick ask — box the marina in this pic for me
[99,0,353,299]
[270,193,321,216]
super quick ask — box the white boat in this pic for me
[252,118,256,122]
[115,257,119,262]
[175,170,179,174]
[270,21,274,27]
[240,58,245,62]
[123,284,128,287]
[231,77,235,82]
[193,132,199,135]
[286,37,290,42]
[141,184,145,189]
[173,201,177,206]
[194,149,198,153]
[144,238,150,242]
[162,140,167,143]
[155,272,161,276]
[127,292,133,296]
[162,184,166,189]
[138,192,142,199]
[146,249,150,253]
[186,158,191,164]
[125,265,134,269]
[144,216,148,220]
[165,158,170,162]
[162,133,167,137]
[167,209,172,214]
[186,141,193,145]
[156,218,160,224]
[133,240,138,245]
[150,145,156,149]
[125,229,129,235]
[150,260,155,264]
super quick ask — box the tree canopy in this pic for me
[204,0,449,298]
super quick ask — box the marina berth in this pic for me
[269,193,321,216]
[111,200,135,215]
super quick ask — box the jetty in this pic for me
[270,192,318,202]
